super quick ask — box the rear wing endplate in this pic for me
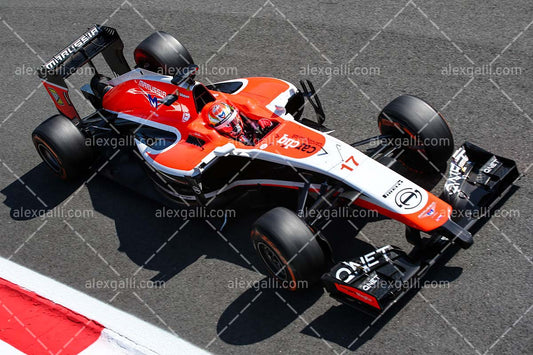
[38,25,131,120]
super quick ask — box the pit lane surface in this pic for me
[0,0,532,354]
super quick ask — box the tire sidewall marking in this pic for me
[252,229,298,290]
[33,135,67,179]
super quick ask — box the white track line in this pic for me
[0,257,209,355]
[0,340,26,355]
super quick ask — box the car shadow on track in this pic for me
[2,163,461,351]
[86,176,270,282]
[214,219,463,349]
[299,255,463,351]
[1,163,260,279]
[1,163,84,220]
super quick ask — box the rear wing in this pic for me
[38,25,131,120]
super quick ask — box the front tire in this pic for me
[378,95,454,173]
[32,114,94,180]
[251,207,327,290]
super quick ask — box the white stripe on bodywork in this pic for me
[265,79,297,118]
[223,128,429,215]
[106,76,427,216]
[208,78,249,95]
[41,80,68,91]
[107,68,196,91]
[114,112,181,156]
[115,108,428,215]
[110,111,216,177]
[210,78,297,120]
[155,178,323,200]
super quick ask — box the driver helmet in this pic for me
[207,102,243,138]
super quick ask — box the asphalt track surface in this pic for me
[0,1,532,354]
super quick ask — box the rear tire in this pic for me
[378,95,454,173]
[134,31,194,76]
[251,207,327,290]
[32,114,94,180]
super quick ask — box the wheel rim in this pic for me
[37,143,61,173]
[388,125,428,159]
[380,120,428,156]
[256,241,290,282]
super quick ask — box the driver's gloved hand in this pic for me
[257,118,272,129]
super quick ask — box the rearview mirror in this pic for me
[171,64,199,86]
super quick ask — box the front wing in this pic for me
[322,142,519,316]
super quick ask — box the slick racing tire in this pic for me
[251,207,327,290]
[378,95,454,173]
[32,114,94,180]
[134,31,194,76]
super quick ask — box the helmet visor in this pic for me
[215,109,242,137]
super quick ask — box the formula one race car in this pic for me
[33,25,518,316]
